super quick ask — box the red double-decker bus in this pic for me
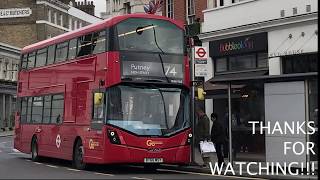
[14,14,191,169]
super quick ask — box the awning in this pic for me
[206,71,317,86]
[204,70,268,91]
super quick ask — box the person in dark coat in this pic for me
[210,113,226,166]
[196,109,210,167]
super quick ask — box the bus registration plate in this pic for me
[144,158,163,163]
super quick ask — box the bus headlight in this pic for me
[107,129,121,145]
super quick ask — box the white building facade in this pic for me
[101,0,162,19]
[0,43,20,130]
[198,0,318,169]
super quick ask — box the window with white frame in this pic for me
[54,12,57,24]
[60,14,63,26]
[167,0,174,18]
[48,9,51,22]
[187,0,195,24]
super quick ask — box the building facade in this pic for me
[0,43,20,130]
[101,0,161,19]
[198,0,318,168]
[0,0,102,48]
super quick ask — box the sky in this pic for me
[76,0,106,18]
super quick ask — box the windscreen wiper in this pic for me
[151,24,170,83]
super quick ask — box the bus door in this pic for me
[40,94,65,157]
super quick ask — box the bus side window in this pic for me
[26,97,32,123]
[77,34,93,57]
[51,94,64,124]
[92,31,106,54]
[31,97,43,124]
[47,45,55,65]
[27,51,36,69]
[20,97,28,123]
[43,95,52,124]
[92,92,105,130]
[68,38,77,60]
[55,41,69,63]
[36,48,47,67]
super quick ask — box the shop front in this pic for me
[204,32,318,166]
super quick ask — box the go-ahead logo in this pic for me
[146,140,163,147]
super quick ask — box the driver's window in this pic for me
[92,91,105,130]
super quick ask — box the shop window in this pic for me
[27,52,36,69]
[282,53,318,74]
[51,94,64,124]
[230,82,266,161]
[31,97,43,124]
[36,48,47,67]
[308,78,318,161]
[55,41,69,63]
[229,54,256,71]
[257,53,268,68]
[77,34,93,57]
[47,45,56,65]
[215,57,227,72]
[92,31,107,54]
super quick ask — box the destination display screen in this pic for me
[120,52,185,84]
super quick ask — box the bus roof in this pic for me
[22,14,184,54]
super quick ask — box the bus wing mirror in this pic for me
[197,87,206,101]
[94,93,103,105]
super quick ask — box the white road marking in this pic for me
[93,172,114,176]
[34,162,43,165]
[157,168,267,180]
[46,164,58,168]
[8,152,24,155]
[67,168,81,172]
[12,149,20,152]
[131,177,153,180]
[26,159,31,162]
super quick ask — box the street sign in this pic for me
[195,64,208,77]
[194,46,208,61]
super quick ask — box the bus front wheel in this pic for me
[73,140,86,170]
[31,137,40,162]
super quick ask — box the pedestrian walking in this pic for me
[210,113,226,166]
[196,109,211,167]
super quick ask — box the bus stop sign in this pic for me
[194,46,208,64]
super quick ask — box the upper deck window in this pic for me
[116,18,184,55]
[36,48,47,67]
[47,45,56,65]
[56,41,69,63]
[77,34,93,57]
[92,31,107,54]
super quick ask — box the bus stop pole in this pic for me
[228,82,233,164]
[190,47,196,164]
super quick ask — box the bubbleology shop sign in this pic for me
[0,8,32,19]
[209,32,268,57]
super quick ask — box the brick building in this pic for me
[0,0,101,48]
